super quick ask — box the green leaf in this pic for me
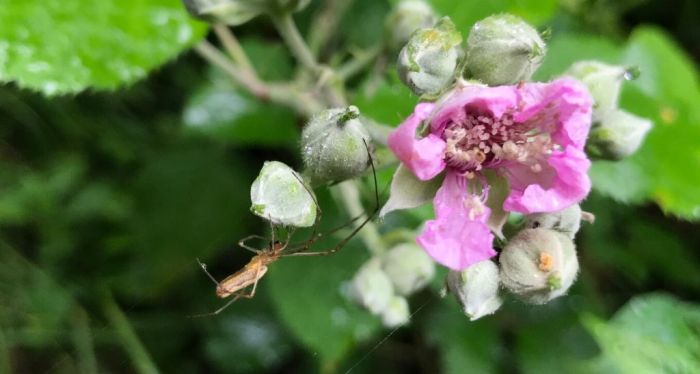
[0,0,207,95]
[583,293,700,373]
[265,232,381,368]
[533,33,623,81]
[427,0,558,30]
[353,75,418,126]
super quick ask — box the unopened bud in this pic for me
[565,61,630,121]
[182,0,266,25]
[250,161,316,227]
[500,229,579,304]
[445,260,503,320]
[381,243,435,296]
[587,109,653,160]
[397,17,463,96]
[350,258,394,315]
[524,204,583,239]
[301,106,372,185]
[465,14,546,86]
[380,296,410,328]
[385,0,438,50]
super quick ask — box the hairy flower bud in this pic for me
[381,243,435,296]
[385,0,437,50]
[465,14,546,86]
[250,161,316,227]
[500,228,579,304]
[350,258,394,315]
[587,109,653,160]
[445,260,503,320]
[397,17,463,96]
[301,106,372,185]
[182,0,309,25]
[565,61,630,121]
[182,0,266,25]
[524,204,583,239]
[380,296,411,327]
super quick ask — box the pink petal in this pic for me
[416,172,496,270]
[431,85,519,136]
[503,145,591,214]
[515,78,593,150]
[387,103,446,180]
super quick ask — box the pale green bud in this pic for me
[301,106,372,185]
[565,61,630,121]
[250,161,316,227]
[385,0,438,50]
[465,14,546,86]
[350,258,395,315]
[397,17,463,96]
[445,260,503,321]
[380,296,411,328]
[524,204,583,239]
[182,0,266,25]
[587,109,653,160]
[500,228,579,304]
[381,243,435,296]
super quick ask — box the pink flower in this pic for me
[388,79,593,270]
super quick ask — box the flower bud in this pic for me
[500,229,579,304]
[524,204,583,239]
[385,0,438,51]
[445,260,503,320]
[301,106,372,185]
[565,61,629,121]
[250,161,316,227]
[587,109,653,160]
[381,243,435,296]
[182,0,266,25]
[350,258,394,315]
[380,296,410,328]
[397,17,463,97]
[465,14,546,86]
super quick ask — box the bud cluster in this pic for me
[350,243,435,327]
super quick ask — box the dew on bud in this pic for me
[397,17,463,97]
[465,14,546,86]
[380,295,411,328]
[587,109,653,160]
[499,228,579,305]
[381,243,435,296]
[565,60,628,121]
[524,204,584,239]
[350,258,395,315]
[385,0,438,51]
[445,260,503,321]
[301,106,372,185]
[249,161,316,227]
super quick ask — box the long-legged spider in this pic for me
[193,141,379,317]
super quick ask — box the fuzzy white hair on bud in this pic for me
[381,243,436,296]
[385,0,438,51]
[525,204,584,239]
[249,161,317,227]
[445,260,503,320]
[350,258,395,315]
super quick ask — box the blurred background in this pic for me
[1,0,700,373]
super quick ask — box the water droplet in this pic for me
[623,66,640,80]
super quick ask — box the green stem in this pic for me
[363,119,394,147]
[0,327,10,374]
[333,181,387,256]
[102,294,159,374]
[71,308,98,374]
[271,13,320,73]
[337,45,384,82]
[213,24,255,73]
[308,0,354,57]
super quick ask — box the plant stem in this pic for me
[271,13,320,73]
[0,327,10,374]
[102,294,159,374]
[337,44,384,82]
[333,181,387,256]
[212,24,255,73]
[308,0,354,57]
[71,308,98,374]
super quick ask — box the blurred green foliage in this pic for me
[1,0,700,373]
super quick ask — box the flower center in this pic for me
[442,109,551,175]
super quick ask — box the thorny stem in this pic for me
[271,13,320,73]
[102,293,159,374]
[213,24,255,73]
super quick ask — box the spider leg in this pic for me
[196,258,220,285]
[284,139,380,257]
[290,171,324,251]
[238,235,266,253]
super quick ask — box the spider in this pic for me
[193,141,379,317]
